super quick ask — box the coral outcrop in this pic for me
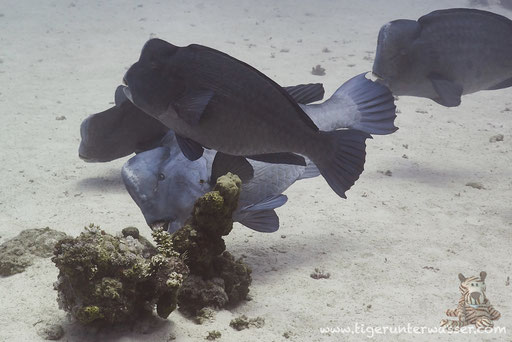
[172,173,252,314]
[52,225,188,324]
[51,173,252,324]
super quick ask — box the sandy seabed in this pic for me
[0,0,510,341]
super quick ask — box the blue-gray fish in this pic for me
[123,38,371,198]
[79,86,168,162]
[373,8,512,107]
[122,73,397,233]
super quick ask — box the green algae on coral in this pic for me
[52,225,188,324]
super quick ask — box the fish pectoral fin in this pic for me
[210,152,254,185]
[246,153,306,166]
[283,83,325,104]
[174,89,215,125]
[428,74,463,107]
[175,134,204,161]
[486,77,512,90]
[234,195,288,233]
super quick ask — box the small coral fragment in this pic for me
[229,315,265,331]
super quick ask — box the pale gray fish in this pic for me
[122,73,397,233]
[373,8,512,107]
[123,38,371,199]
[79,86,168,162]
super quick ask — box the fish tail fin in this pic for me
[329,73,398,135]
[312,130,371,199]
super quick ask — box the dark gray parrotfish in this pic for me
[373,8,512,107]
[79,86,169,162]
[123,38,371,198]
[79,83,325,163]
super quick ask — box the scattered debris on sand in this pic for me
[205,330,222,340]
[311,64,326,76]
[489,134,504,143]
[310,268,331,279]
[229,315,265,331]
[465,182,485,190]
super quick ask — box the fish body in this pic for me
[122,74,397,233]
[124,39,370,198]
[79,86,168,162]
[373,8,512,107]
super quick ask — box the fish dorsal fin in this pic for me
[418,8,512,29]
[175,134,204,160]
[283,83,325,104]
[428,73,463,107]
[187,44,319,132]
[210,152,254,185]
[174,89,215,125]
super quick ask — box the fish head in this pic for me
[124,39,185,119]
[78,99,169,162]
[122,145,210,233]
[373,19,420,89]
[78,108,137,162]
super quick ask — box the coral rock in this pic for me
[52,225,188,324]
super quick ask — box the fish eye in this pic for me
[158,173,165,181]
[199,179,205,184]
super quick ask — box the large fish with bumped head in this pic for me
[373,8,512,107]
[79,86,168,162]
[122,74,397,233]
[123,38,371,199]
